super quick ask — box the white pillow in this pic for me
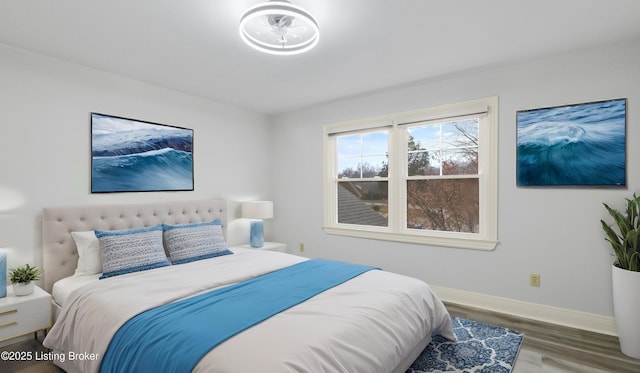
[71,231,103,276]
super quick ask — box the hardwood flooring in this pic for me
[2,303,639,372]
[0,335,63,373]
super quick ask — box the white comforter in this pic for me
[44,249,453,373]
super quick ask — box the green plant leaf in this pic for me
[8,264,43,284]
[602,196,640,272]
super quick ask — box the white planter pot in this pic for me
[612,265,640,359]
[12,281,34,296]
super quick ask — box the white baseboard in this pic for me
[431,285,618,337]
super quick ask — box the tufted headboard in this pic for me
[42,199,228,293]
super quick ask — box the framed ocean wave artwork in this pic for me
[516,98,626,187]
[91,113,194,193]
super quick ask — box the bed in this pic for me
[41,199,454,373]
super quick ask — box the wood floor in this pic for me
[0,335,63,373]
[2,303,640,372]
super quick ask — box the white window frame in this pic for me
[323,97,498,250]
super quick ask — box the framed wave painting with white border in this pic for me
[516,98,626,187]
[91,113,194,193]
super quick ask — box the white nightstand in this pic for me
[0,285,51,344]
[236,242,287,253]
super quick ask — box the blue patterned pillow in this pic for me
[95,225,170,279]
[162,219,232,264]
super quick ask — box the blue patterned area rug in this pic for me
[407,317,523,373]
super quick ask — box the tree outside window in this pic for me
[406,119,479,233]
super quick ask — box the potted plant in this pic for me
[9,264,43,296]
[601,193,640,359]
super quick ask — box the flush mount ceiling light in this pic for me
[239,1,319,55]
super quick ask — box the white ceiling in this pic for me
[1,0,640,114]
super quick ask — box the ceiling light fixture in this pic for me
[239,1,319,55]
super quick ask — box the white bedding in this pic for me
[51,273,101,307]
[44,249,454,373]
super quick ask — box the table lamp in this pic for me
[241,201,273,248]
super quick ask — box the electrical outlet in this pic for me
[529,274,541,287]
[299,243,304,252]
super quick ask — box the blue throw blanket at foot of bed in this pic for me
[100,258,378,373]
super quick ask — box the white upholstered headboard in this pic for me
[42,199,228,293]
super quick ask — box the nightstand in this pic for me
[236,242,287,253]
[0,286,51,344]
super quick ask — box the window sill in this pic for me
[323,226,498,251]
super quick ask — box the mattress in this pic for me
[44,248,454,373]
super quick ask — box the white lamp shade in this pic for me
[242,201,274,219]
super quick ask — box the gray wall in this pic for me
[270,39,640,318]
[0,45,274,269]
[2,37,639,321]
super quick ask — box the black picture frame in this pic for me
[91,113,194,193]
[516,98,626,187]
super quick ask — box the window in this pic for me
[336,131,389,227]
[323,97,498,250]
